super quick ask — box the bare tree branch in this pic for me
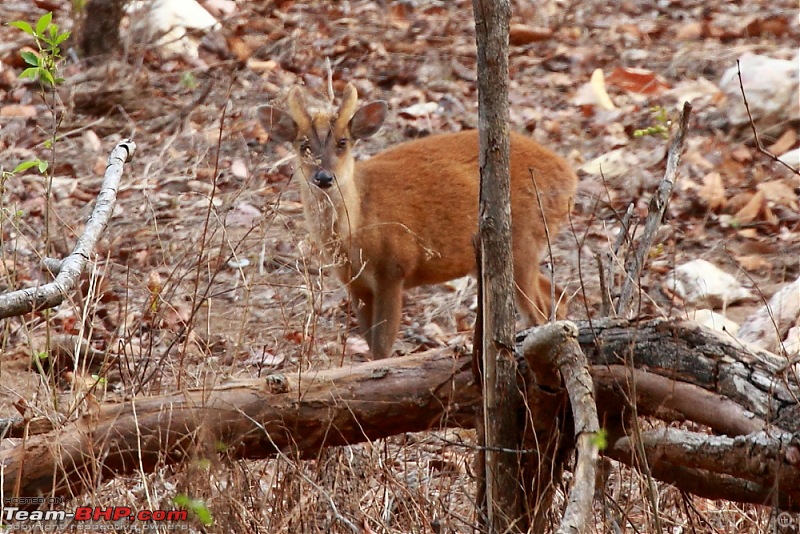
[616,103,691,316]
[592,365,765,436]
[0,140,135,320]
[605,441,793,508]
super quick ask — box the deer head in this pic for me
[258,83,388,190]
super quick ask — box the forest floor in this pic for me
[0,0,798,532]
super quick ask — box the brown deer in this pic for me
[259,84,577,359]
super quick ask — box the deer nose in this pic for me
[312,170,334,189]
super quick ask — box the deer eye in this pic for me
[336,138,348,151]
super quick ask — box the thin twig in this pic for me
[325,57,334,104]
[616,103,691,316]
[596,253,612,315]
[736,60,800,176]
[529,168,556,320]
[602,201,634,315]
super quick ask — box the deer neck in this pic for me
[297,165,361,264]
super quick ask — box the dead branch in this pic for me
[605,441,793,508]
[521,322,585,532]
[0,416,56,439]
[2,318,798,512]
[616,103,691,316]
[592,366,765,436]
[523,322,600,534]
[573,318,798,429]
[628,427,799,488]
[2,350,478,503]
[0,140,136,319]
[612,427,800,507]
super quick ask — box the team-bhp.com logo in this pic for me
[3,499,188,530]
[775,512,797,530]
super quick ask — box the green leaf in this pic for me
[180,71,197,89]
[12,161,39,174]
[194,458,212,471]
[591,429,608,451]
[173,496,213,527]
[55,31,71,46]
[18,67,39,80]
[194,505,213,527]
[39,69,55,86]
[9,21,34,36]
[21,51,39,67]
[35,12,53,37]
[37,160,49,174]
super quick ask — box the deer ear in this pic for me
[349,101,387,140]
[258,106,297,143]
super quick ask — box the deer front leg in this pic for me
[514,269,567,326]
[369,278,403,359]
[350,287,374,347]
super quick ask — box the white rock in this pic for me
[665,259,754,308]
[227,258,250,269]
[689,309,739,334]
[738,276,800,352]
[128,0,220,59]
[782,326,800,356]
[719,53,800,127]
[580,148,635,180]
[244,348,285,368]
[777,147,800,170]
[398,102,439,118]
[345,336,370,356]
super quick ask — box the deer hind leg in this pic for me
[350,288,374,345]
[350,287,374,344]
[514,267,564,327]
[368,277,404,359]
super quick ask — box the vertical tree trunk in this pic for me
[471,1,523,532]
[78,0,127,60]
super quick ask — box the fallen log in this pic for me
[2,350,478,501]
[2,318,798,510]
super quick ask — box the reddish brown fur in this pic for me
[259,85,577,359]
